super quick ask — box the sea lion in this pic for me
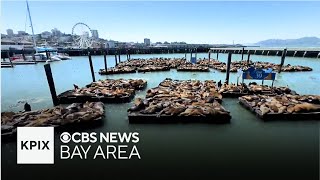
[24,103,31,112]
[260,105,270,115]
[1,112,15,124]
[128,98,145,112]
[179,107,205,116]
[286,105,295,113]
[293,103,320,112]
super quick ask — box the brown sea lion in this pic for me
[293,103,320,112]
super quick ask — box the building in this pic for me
[91,30,99,39]
[18,31,28,35]
[51,28,62,37]
[6,29,14,37]
[105,40,116,48]
[58,35,72,43]
[41,31,52,39]
[144,38,150,46]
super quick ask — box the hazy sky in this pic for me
[1,1,320,44]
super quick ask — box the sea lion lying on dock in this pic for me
[239,94,320,116]
[1,102,105,137]
[129,79,230,119]
[59,79,147,102]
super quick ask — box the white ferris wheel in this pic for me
[72,22,93,49]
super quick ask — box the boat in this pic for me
[22,1,71,62]
[56,53,72,60]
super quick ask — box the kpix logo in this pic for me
[17,127,54,164]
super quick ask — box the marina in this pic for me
[1,0,320,179]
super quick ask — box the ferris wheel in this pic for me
[72,22,93,49]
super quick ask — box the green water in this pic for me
[1,53,319,179]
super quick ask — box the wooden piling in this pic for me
[44,64,59,106]
[118,50,121,62]
[208,50,211,61]
[22,49,26,61]
[128,50,131,60]
[216,51,219,60]
[247,51,251,65]
[195,48,197,60]
[241,47,244,60]
[279,48,287,73]
[126,50,129,60]
[45,50,50,60]
[103,50,107,71]
[115,54,118,66]
[7,51,13,67]
[88,53,96,82]
[225,52,232,84]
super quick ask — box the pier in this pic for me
[210,47,320,58]
[2,47,320,58]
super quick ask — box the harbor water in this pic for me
[1,53,319,179]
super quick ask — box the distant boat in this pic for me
[24,1,71,62]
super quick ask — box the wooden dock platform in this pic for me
[128,112,231,124]
[239,97,320,121]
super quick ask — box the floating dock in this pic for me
[1,102,105,139]
[99,68,136,75]
[127,79,230,123]
[128,112,231,123]
[58,79,147,104]
[58,90,135,104]
[239,96,320,121]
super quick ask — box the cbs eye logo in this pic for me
[60,132,71,143]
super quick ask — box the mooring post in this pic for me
[118,50,121,62]
[104,50,107,71]
[195,48,197,60]
[114,53,118,66]
[225,52,232,84]
[128,50,131,60]
[44,64,59,106]
[190,50,193,62]
[88,53,96,82]
[216,50,219,60]
[241,47,244,60]
[7,51,13,67]
[279,48,287,73]
[45,50,49,60]
[126,50,128,60]
[208,50,211,61]
[22,49,26,60]
[247,51,251,65]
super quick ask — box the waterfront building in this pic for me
[144,38,151,46]
[6,29,14,37]
[91,30,99,39]
[105,40,116,48]
[41,31,52,39]
[1,38,33,50]
[17,31,28,35]
[51,28,62,37]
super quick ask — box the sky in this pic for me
[1,1,320,44]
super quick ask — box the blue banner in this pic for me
[242,67,276,80]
